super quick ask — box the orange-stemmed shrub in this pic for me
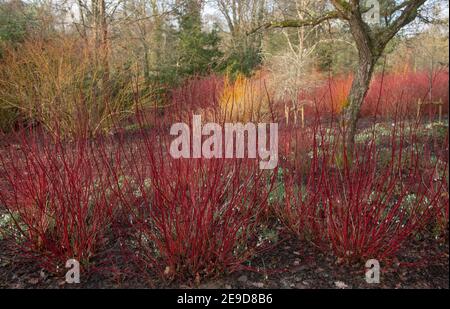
[0,38,140,136]
[220,73,272,122]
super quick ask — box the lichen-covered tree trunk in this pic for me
[341,14,380,154]
[342,52,376,153]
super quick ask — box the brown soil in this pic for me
[0,230,447,289]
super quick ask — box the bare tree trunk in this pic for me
[342,50,377,153]
[341,12,380,154]
[76,0,89,46]
[91,0,110,131]
[100,0,109,86]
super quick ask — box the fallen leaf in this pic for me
[164,266,172,276]
[195,273,201,285]
[238,275,248,283]
[253,282,264,288]
[334,281,349,289]
[28,278,39,285]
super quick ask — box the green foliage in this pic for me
[148,0,222,87]
[173,0,222,79]
[0,0,37,45]
[177,23,222,76]
[221,37,262,77]
[315,40,357,74]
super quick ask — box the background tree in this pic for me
[265,0,325,108]
[215,0,267,75]
[253,0,432,151]
[174,0,222,78]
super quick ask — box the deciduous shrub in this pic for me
[289,70,449,119]
[0,130,117,270]
[105,130,276,281]
[220,73,272,122]
[0,38,141,136]
[276,122,448,261]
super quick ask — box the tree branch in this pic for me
[246,10,340,35]
[376,0,427,50]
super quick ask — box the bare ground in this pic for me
[0,230,447,289]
